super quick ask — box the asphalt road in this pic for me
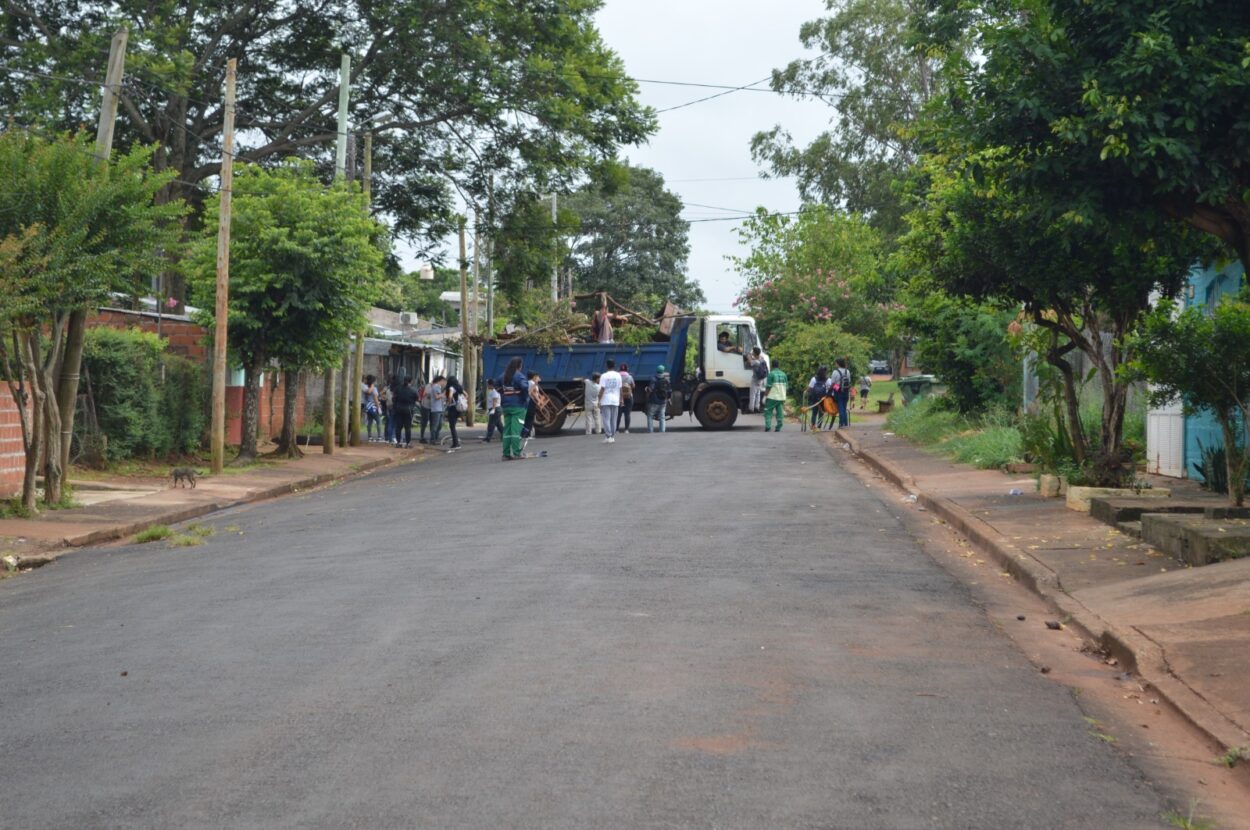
[1,416,1170,829]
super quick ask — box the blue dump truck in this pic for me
[480,314,767,434]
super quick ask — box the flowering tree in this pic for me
[731,207,887,348]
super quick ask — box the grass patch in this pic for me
[940,425,1024,469]
[0,498,33,519]
[184,523,214,538]
[1163,800,1216,830]
[134,525,173,543]
[1217,745,1249,768]
[887,398,1024,470]
[886,397,969,445]
[167,533,204,548]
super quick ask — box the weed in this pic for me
[184,523,214,538]
[940,425,1024,469]
[1217,745,1249,768]
[134,525,173,543]
[0,499,33,519]
[1163,799,1216,830]
[222,525,242,533]
[167,533,203,548]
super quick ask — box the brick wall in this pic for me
[90,308,208,362]
[226,372,307,444]
[0,387,30,499]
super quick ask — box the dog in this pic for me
[170,467,198,489]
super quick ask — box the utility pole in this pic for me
[458,216,471,419]
[350,129,371,446]
[53,26,128,487]
[210,57,237,475]
[548,192,558,302]
[324,52,350,455]
[344,130,363,446]
[486,176,495,338]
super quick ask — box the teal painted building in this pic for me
[1147,260,1246,480]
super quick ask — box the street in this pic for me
[1,419,1171,829]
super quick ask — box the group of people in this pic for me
[359,373,467,450]
[805,358,865,430]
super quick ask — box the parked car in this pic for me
[869,359,891,375]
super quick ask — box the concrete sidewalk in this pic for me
[835,420,1250,756]
[0,441,434,565]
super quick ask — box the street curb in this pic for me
[834,428,1250,754]
[16,454,405,566]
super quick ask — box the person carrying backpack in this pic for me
[749,347,768,412]
[646,365,672,434]
[830,357,852,428]
[617,363,635,433]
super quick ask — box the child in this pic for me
[482,379,503,442]
[584,372,602,435]
[859,373,872,410]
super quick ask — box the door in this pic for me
[1146,397,1185,478]
[707,320,754,388]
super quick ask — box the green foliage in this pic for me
[1,1,654,252]
[886,396,968,445]
[888,397,1023,469]
[899,290,1020,413]
[563,164,703,309]
[134,525,173,543]
[768,321,872,391]
[731,206,887,347]
[81,327,207,461]
[375,266,459,323]
[751,0,948,241]
[941,424,1024,470]
[189,161,387,372]
[1130,291,1250,504]
[1019,412,1076,475]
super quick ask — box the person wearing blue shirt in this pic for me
[498,357,529,460]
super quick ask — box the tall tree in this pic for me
[0,130,183,509]
[941,0,1250,274]
[189,162,386,460]
[1,0,654,263]
[750,0,945,240]
[563,164,702,309]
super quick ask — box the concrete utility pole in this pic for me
[458,216,471,422]
[344,131,363,447]
[486,177,495,338]
[210,57,237,475]
[53,26,128,486]
[350,129,372,446]
[324,52,351,455]
[548,192,558,302]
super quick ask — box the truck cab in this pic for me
[689,315,766,430]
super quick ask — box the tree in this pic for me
[896,290,1019,414]
[751,0,946,240]
[375,266,460,325]
[945,0,1250,276]
[731,206,886,347]
[190,162,386,460]
[562,164,702,309]
[1,0,654,268]
[896,150,1204,480]
[1131,290,1250,506]
[0,130,182,510]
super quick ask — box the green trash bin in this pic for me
[897,374,940,405]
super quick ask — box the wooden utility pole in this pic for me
[345,131,363,446]
[458,216,471,413]
[323,53,351,455]
[486,176,495,338]
[210,57,237,474]
[54,26,128,484]
[466,213,480,427]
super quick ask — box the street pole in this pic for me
[323,52,350,455]
[486,176,495,338]
[210,57,237,475]
[467,212,481,427]
[344,131,363,446]
[53,26,128,487]
[350,129,371,446]
[458,216,471,417]
[549,192,558,302]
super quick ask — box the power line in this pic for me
[655,75,772,113]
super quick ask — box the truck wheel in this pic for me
[695,390,738,430]
[534,390,568,436]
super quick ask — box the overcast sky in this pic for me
[594,0,828,312]
[416,1,831,314]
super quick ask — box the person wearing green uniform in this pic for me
[764,361,789,432]
[498,356,529,460]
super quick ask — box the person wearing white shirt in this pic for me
[597,359,623,443]
[583,373,602,435]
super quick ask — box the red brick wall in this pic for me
[89,309,208,362]
[0,387,31,499]
[226,372,307,444]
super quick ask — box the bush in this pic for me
[888,397,1023,469]
[81,327,208,462]
[769,321,873,392]
[886,396,968,444]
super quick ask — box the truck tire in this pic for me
[534,390,568,436]
[695,389,738,430]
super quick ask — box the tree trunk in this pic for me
[1042,336,1088,467]
[14,331,43,513]
[38,318,68,506]
[274,368,303,458]
[322,367,336,455]
[1220,416,1248,507]
[54,308,87,489]
[238,357,263,462]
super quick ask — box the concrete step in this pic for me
[1116,520,1143,539]
[1090,496,1214,527]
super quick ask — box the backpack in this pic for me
[621,375,633,400]
[831,368,850,393]
[752,360,768,380]
[455,391,469,413]
[651,374,671,401]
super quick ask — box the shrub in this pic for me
[770,321,873,392]
[885,396,968,445]
[81,327,208,462]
